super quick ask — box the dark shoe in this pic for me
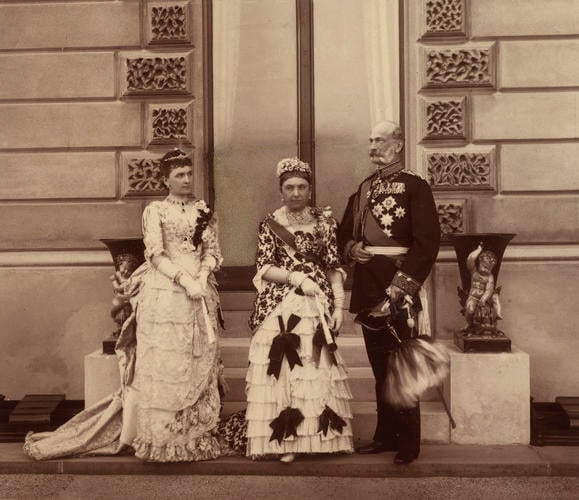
[393,451,418,464]
[356,441,396,454]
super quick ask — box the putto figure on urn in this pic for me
[449,233,515,353]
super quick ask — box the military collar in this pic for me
[374,160,404,182]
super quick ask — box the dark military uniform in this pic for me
[338,161,440,458]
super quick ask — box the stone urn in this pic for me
[100,238,145,354]
[448,233,515,353]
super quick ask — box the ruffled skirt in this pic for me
[246,292,354,456]
[130,283,223,462]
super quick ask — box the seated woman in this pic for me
[24,149,226,462]
[244,158,354,463]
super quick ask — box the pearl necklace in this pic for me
[285,207,314,226]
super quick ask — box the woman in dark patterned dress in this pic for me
[244,158,354,462]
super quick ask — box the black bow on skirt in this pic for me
[267,314,303,380]
[269,407,305,444]
[317,405,347,437]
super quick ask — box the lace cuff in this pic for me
[252,264,273,293]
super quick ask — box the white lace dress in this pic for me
[23,196,225,462]
[128,196,224,461]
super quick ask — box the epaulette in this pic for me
[401,169,427,181]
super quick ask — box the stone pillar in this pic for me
[450,345,530,444]
[84,351,120,408]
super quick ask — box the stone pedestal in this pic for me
[84,350,120,408]
[450,345,530,444]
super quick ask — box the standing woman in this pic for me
[245,158,354,462]
[129,149,224,461]
[24,149,225,462]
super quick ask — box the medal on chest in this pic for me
[366,180,407,236]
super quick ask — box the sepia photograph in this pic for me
[0,0,578,498]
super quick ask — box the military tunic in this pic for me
[338,161,440,457]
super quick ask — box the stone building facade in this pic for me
[0,0,577,412]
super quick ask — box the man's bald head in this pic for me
[368,121,404,167]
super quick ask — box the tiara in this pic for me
[161,148,192,167]
[276,157,311,178]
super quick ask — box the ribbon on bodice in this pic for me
[267,314,303,380]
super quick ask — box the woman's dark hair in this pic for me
[279,170,311,189]
[158,149,193,180]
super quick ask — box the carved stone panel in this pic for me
[422,44,495,89]
[120,51,193,97]
[147,102,194,146]
[121,152,167,198]
[437,199,467,240]
[421,97,466,142]
[424,147,496,191]
[423,0,466,39]
[147,1,192,46]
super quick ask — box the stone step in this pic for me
[223,367,442,404]
[219,291,353,311]
[221,342,445,402]
[220,336,369,367]
[221,310,362,338]
[221,400,450,445]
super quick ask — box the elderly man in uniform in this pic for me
[338,121,440,464]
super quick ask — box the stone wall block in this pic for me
[146,1,193,46]
[0,103,142,149]
[421,0,467,39]
[146,101,195,146]
[0,153,117,200]
[501,144,579,192]
[420,97,467,142]
[0,2,140,50]
[472,93,579,141]
[0,203,144,250]
[119,51,194,97]
[0,53,115,100]
[500,40,579,89]
[436,198,468,240]
[471,196,579,243]
[421,44,496,90]
[471,0,579,38]
[423,146,496,191]
[0,267,114,399]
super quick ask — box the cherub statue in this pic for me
[110,253,141,337]
[462,243,502,335]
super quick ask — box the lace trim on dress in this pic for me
[132,431,223,462]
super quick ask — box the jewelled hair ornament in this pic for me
[161,148,192,168]
[276,157,311,178]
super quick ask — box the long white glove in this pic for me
[155,257,204,298]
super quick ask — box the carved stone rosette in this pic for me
[422,44,496,89]
[146,1,193,46]
[121,152,167,198]
[424,147,496,191]
[422,0,466,39]
[147,102,194,146]
[119,51,193,97]
[437,199,467,239]
[421,97,466,142]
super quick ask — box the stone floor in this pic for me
[1,443,578,478]
[2,474,579,500]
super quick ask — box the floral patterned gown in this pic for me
[245,206,354,456]
[24,195,224,462]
